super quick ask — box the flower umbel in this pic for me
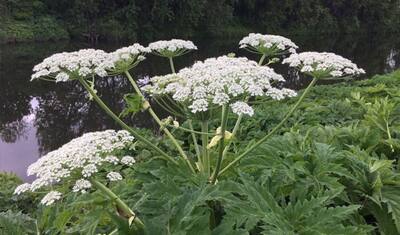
[148,39,197,58]
[14,130,137,205]
[283,52,365,78]
[142,56,296,116]
[31,49,112,82]
[239,33,298,56]
[108,43,150,73]
[40,191,62,206]
[107,172,123,182]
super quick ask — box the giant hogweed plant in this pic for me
[14,34,366,233]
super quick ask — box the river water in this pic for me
[0,33,399,180]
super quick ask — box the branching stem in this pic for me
[78,78,177,164]
[219,77,318,176]
[124,71,195,173]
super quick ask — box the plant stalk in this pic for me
[78,78,177,165]
[188,120,202,171]
[90,179,145,230]
[222,114,242,158]
[219,77,318,176]
[211,105,229,184]
[201,121,210,177]
[259,54,267,65]
[124,71,195,173]
[169,57,176,73]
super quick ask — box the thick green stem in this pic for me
[78,78,177,165]
[91,179,145,230]
[148,108,195,173]
[211,105,229,184]
[169,57,176,73]
[166,124,215,135]
[386,121,394,152]
[201,121,210,177]
[259,54,267,65]
[188,120,202,171]
[124,71,195,173]
[222,114,243,158]
[219,77,318,176]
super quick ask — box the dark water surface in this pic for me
[1,33,400,180]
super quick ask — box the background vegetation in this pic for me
[1,0,400,43]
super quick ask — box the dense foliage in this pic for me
[2,70,400,234]
[1,0,400,43]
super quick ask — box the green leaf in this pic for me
[381,186,400,231]
[120,93,143,118]
[0,210,37,235]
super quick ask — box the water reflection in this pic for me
[0,33,399,180]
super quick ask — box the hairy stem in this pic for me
[211,105,229,184]
[166,124,215,135]
[79,78,177,165]
[219,77,318,176]
[259,54,267,65]
[222,114,242,159]
[201,121,210,177]
[188,120,202,171]
[91,179,145,230]
[124,71,195,173]
[169,57,176,73]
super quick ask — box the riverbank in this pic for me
[0,17,69,43]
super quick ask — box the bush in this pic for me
[0,17,68,43]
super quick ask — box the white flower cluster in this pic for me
[31,40,195,81]
[108,44,150,72]
[239,33,298,55]
[40,191,62,206]
[14,130,137,205]
[121,156,136,166]
[283,52,365,78]
[31,49,112,82]
[107,172,123,182]
[142,56,296,116]
[72,179,92,193]
[148,39,197,57]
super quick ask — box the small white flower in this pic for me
[189,99,208,113]
[55,72,69,82]
[104,155,119,165]
[72,179,92,193]
[212,93,230,105]
[13,183,31,195]
[78,67,91,76]
[82,164,98,178]
[107,172,123,182]
[121,156,136,166]
[231,101,254,116]
[40,191,62,206]
[266,88,297,100]
[330,70,343,77]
